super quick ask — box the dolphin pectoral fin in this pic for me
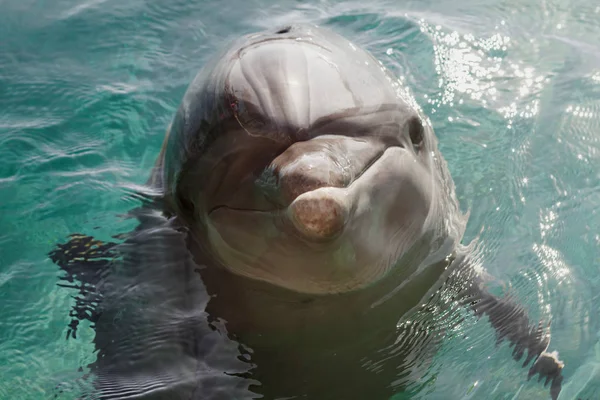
[529,351,564,400]
[467,280,564,400]
[49,234,119,340]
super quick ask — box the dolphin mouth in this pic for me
[207,145,405,217]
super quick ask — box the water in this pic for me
[1,0,599,398]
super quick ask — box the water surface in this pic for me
[1,0,599,398]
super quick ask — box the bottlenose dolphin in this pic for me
[50,23,564,399]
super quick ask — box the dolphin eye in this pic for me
[407,116,424,151]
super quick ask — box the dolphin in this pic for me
[50,23,564,400]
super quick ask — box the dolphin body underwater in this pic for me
[50,24,565,399]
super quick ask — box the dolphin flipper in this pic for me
[49,234,119,339]
[49,213,257,400]
[468,276,564,400]
[49,202,162,338]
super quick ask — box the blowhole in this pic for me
[276,26,291,34]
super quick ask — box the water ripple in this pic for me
[1,0,600,398]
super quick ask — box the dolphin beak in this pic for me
[266,135,389,242]
[286,187,350,241]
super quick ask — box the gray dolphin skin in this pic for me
[51,24,564,400]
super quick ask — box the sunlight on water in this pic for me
[418,19,547,129]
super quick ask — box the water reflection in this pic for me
[418,18,549,130]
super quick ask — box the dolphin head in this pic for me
[158,24,464,294]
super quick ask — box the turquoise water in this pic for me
[1,0,599,398]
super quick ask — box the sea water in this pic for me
[1,0,599,398]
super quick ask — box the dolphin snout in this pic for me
[276,152,348,204]
[261,136,388,242]
[266,141,351,241]
[287,188,349,241]
[253,135,395,242]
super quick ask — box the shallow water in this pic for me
[1,0,599,399]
